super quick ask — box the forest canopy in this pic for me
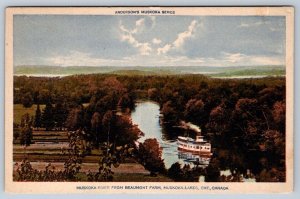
[13,73,286,182]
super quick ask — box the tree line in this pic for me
[14,74,286,181]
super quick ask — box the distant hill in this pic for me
[14,65,285,78]
[109,69,175,76]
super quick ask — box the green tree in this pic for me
[117,93,134,110]
[53,102,68,130]
[168,162,183,181]
[13,123,20,142]
[184,99,205,125]
[95,94,117,114]
[91,112,102,146]
[205,158,221,182]
[42,102,54,131]
[88,144,134,182]
[37,89,51,104]
[161,101,179,125]
[114,115,143,146]
[206,103,228,135]
[20,113,32,128]
[21,92,33,108]
[147,88,159,101]
[34,104,42,129]
[65,105,84,131]
[262,130,285,157]
[20,124,33,146]
[272,101,285,132]
[231,98,259,135]
[102,110,115,145]
[138,138,165,176]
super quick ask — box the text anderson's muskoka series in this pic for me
[115,10,176,15]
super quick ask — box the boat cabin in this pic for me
[177,135,211,154]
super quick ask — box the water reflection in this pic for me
[131,101,211,169]
[178,150,211,167]
[131,101,178,168]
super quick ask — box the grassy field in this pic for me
[14,103,90,125]
[12,127,174,181]
[14,104,46,124]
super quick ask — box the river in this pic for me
[131,101,210,169]
[130,100,256,182]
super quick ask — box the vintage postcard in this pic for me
[5,7,294,193]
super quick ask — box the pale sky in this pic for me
[14,15,285,67]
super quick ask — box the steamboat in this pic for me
[177,121,212,155]
[177,135,212,154]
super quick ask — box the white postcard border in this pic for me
[5,6,294,194]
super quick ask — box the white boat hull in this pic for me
[177,136,212,155]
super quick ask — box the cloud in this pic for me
[222,52,246,63]
[152,38,162,44]
[149,16,156,28]
[213,52,284,66]
[41,50,284,67]
[239,23,250,28]
[119,24,129,33]
[120,18,145,35]
[269,27,282,32]
[238,19,285,34]
[132,18,145,34]
[136,18,145,27]
[157,20,199,55]
[173,20,198,48]
[138,43,152,55]
[158,52,284,67]
[119,18,152,55]
[247,55,284,66]
[157,44,171,55]
[43,51,201,67]
[239,21,264,28]
[45,51,129,67]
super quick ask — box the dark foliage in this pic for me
[14,74,286,182]
[138,138,166,176]
[34,104,42,128]
[41,102,54,131]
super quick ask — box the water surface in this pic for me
[131,101,210,168]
